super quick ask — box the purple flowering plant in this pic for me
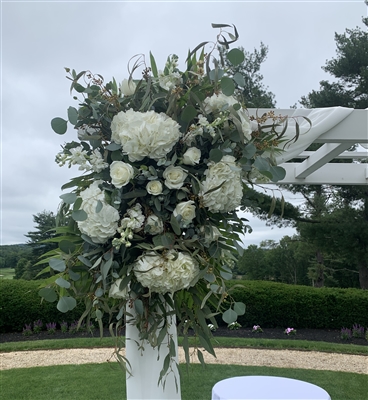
[252,325,263,333]
[284,327,296,335]
[46,322,57,334]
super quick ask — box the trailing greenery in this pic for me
[0,279,85,333]
[1,364,366,400]
[226,280,368,329]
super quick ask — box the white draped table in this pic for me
[211,376,331,400]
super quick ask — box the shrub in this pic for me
[0,279,85,333]
[224,280,368,329]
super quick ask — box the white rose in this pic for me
[203,92,238,114]
[173,201,196,226]
[201,225,222,244]
[77,181,120,244]
[163,165,187,189]
[145,214,164,235]
[182,147,201,166]
[109,279,129,299]
[120,79,136,96]
[110,161,134,188]
[146,180,163,196]
[238,109,253,141]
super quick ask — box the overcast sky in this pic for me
[1,0,366,247]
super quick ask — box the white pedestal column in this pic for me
[125,303,181,400]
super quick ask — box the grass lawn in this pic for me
[2,335,367,355]
[0,268,15,279]
[1,363,366,400]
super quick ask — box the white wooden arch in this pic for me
[248,107,368,185]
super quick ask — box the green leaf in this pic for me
[233,302,246,316]
[121,189,147,199]
[55,277,71,289]
[227,48,245,66]
[38,287,58,302]
[233,72,245,87]
[170,213,182,236]
[242,144,256,159]
[95,287,104,297]
[51,117,68,134]
[95,309,103,320]
[161,233,175,249]
[68,269,81,281]
[269,165,286,182]
[209,149,223,163]
[59,240,76,254]
[49,258,66,272]
[73,197,83,211]
[181,105,197,123]
[95,200,103,213]
[67,106,78,125]
[150,52,158,78]
[220,77,235,96]
[59,193,77,204]
[220,270,233,280]
[105,142,121,151]
[134,299,144,315]
[222,308,237,324]
[254,157,270,172]
[72,210,88,221]
[77,255,92,267]
[57,296,77,313]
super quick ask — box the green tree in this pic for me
[300,16,368,109]
[22,210,57,280]
[220,43,276,108]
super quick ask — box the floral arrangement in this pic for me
[38,24,300,377]
[252,324,263,333]
[284,327,297,336]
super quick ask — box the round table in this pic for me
[211,376,331,400]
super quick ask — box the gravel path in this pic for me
[1,347,367,375]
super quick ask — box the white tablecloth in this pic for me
[211,376,331,400]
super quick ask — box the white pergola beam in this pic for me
[295,142,355,179]
[280,163,368,185]
[298,151,368,159]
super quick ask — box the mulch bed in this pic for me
[1,326,367,346]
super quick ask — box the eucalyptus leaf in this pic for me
[233,301,246,316]
[269,165,286,182]
[105,142,121,151]
[181,105,197,123]
[95,287,104,297]
[72,210,88,221]
[209,149,223,163]
[59,193,77,204]
[57,296,77,313]
[233,72,246,87]
[222,308,237,324]
[51,117,68,135]
[67,106,78,125]
[49,258,66,272]
[95,200,103,213]
[38,287,58,302]
[55,277,71,289]
[134,299,144,315]
[121,189,147,199]
[68,269,81,281]
[227,48,245,66]
[220,77,235,96]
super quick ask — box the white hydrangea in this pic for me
[133,251,199,294]
[201,155,243,213]
[77,180,120,244]
[111,109,182,162]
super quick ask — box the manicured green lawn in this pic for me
[0,268,15,279]
[1,363,366,400]
[2,335,367,355]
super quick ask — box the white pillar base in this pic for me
[125,303,181,400]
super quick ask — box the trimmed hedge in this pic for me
[226,280,368,329]
[1,279,367,333]
[0,279,85,333]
